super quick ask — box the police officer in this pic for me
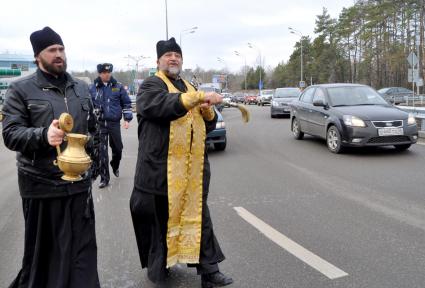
[89,63,133,188]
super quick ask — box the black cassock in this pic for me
[130,75,225,283]
[9,191,99,288]
[2,70,100,288]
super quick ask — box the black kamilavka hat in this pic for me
[156,37,182,59]
[30,27,64,56]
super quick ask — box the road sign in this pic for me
[417,78,424,87]
[408,69,419,82]
[407,52,419,67]
[258,80,263,90]
[299,81,306,88]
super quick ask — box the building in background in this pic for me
[0,53,36,102]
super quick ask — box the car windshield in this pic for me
[274,88,299,98]
[261,90,274,95]
[399,88,412,93]
[328,86,388,106]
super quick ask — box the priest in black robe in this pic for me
[2,27,100,288]
[130,37,233,288]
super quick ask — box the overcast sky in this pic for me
[1,0,355,73]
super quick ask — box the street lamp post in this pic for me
[289,27,304,86]
[217,57,228,90]
[248,42,262,92]
[165,0,168,40]
[234,51,247,91]
[180,26,198,47]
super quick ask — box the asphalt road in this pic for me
[1,105,425,288]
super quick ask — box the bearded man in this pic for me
[2,27,100,288]
[130,37,233,288]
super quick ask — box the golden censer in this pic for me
[53,113,92,181]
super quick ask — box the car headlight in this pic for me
[343,115,366,127]
[408,114,416,125]
[216,121,225,129]
[272,101,279,106]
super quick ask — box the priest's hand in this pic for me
[47,119,65,146]
[202,92,223,107]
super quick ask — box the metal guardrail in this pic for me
[398,105,425,117]
[402,95,425,106]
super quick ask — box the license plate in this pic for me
[378,127,404,136]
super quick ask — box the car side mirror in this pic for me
[313,99,326,107]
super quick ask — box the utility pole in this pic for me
[165,0,169,40]
[248,42,263,92]
[235,51,247,91]
[289,27,305,88]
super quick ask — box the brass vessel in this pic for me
[54,113,92,181]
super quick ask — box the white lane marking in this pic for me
[234,206,349,280]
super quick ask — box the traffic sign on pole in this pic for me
[407,52,419,67]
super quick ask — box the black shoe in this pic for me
[98,181,108,189]
[201,271,233,288]
[113,169,119,177]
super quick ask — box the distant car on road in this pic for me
[271,87,300,118]
[377,87,413,105]
[290,84,418,153]
[258,89,274,106]
[244,94,257,105]
[233,92,246,103]
[206,107,227,151]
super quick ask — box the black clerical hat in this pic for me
[97,63,113,73]
[156,37,182,59]
[30,27,64,56]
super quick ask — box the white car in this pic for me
[258,89,274,106]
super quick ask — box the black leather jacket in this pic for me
[2,69,97,198]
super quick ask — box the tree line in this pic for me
[270,0,425,91]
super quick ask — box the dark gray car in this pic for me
[290,84,418,153]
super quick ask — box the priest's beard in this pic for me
[167,66,181,76]
[159,63,181,78]
[40,56,67,76]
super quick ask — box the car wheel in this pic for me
[214,139,227,151]
[327,126,343,153]
[292,117,304,140]
[394,144,411,151]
